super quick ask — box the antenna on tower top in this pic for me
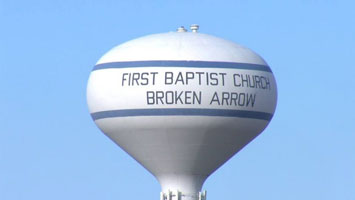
[177,26,187,32]
[190,24,199,33]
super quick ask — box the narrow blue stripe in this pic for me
[91,108,273,121]
[93,60,272,73]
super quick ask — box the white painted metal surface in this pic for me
[87,26,277,200]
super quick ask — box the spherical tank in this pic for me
[87,25,277,200]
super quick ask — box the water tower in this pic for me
[87,25,277,200]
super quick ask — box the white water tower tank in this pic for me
[87,25,277,200]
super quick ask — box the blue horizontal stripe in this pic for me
[93,60,272,73]
[91,108,273,121]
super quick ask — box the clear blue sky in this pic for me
[1,0,354,199]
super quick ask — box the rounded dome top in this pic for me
[97,32,267,66]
